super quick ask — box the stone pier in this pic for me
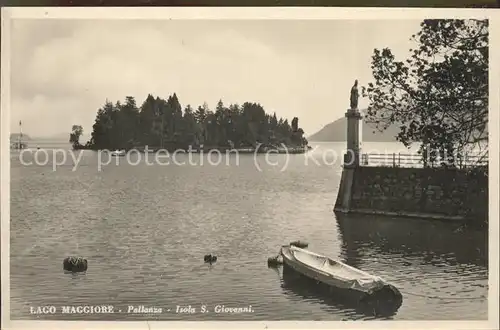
[333,81,487,224]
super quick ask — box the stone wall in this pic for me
[348,166,488,224]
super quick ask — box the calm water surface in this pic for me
[10,142,488,320]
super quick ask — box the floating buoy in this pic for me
[63,256,88,273]
[289,240,309,248]
[204,254,217,263]
[267,256,283,268]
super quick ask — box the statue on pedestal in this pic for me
[350,79,359,110]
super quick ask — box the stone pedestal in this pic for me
[334,107,362,213]
[344,108,362,168]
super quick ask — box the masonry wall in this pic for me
[348,166,488,224]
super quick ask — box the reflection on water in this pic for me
[336,213,488,269]
[335,213,488,319]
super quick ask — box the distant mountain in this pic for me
[309,110,401,142]
[32,133,69,141]
[32,133,91,143]
[10,133,31,141]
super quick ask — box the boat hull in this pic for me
[110,150,126,156]
[282,263,402,317]
[280,246,402,315]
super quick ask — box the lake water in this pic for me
[9,142,488,321]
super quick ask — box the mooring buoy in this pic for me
[267,256,283,268]
[63,256,88,273]
[204,254,217,263]
[289,240,309,248]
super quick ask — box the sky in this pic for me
[9,19,422,140]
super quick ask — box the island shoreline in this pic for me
[72,145,313,154]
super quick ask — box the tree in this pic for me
[139,94,158,147]
[194,103,208,125]
[166,93,183,144]
[291,117,299,132]
[119,96,140,148]
[89,100,116,149]
[182,104,198,146]
[69,125,84,149]
[362,19,488,166]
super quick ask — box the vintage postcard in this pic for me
[1,6,499,330]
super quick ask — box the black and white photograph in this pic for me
[1,7,498,329]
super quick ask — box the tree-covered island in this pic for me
[70,94,310,152]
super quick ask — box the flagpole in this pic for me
[18,120,22,149]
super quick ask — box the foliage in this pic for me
[85,93,308,150]
[69,125,84,149]
[362,19,488,166]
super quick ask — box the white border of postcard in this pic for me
[1,6,499,330]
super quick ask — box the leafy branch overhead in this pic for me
[362,19,488,161]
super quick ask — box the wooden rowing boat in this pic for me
[280,245,403,308]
